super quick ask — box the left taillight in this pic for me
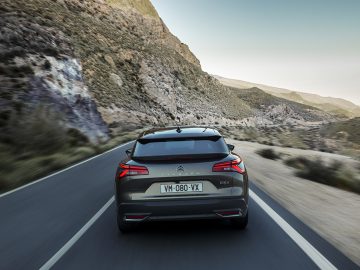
[117,163,149,180]
[212,157,245,174]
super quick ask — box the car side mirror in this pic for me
[125,149,132,157]
[227,144,235,151]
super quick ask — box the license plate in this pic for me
[160,183,203,193]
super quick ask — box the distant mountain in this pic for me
[213,75,292,94]
[229,87,331,126]
[214,75,360,118]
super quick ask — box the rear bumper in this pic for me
[117,196,248,222]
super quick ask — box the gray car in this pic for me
[115,126,249,232]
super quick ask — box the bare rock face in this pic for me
[0,9,109,142]
[26,55,109,142]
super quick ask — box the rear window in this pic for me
[132,137,228,160]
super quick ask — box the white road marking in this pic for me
[0,141,134,198]
[250,189,337,270]
[39,196,115,270]
[40,189,338,270]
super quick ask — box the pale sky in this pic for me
[151,0,360,105]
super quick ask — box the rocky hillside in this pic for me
[230,87,331,127]
[0,0,254,144]
[215,75,360,118]
[0,0,334,147]
[274,92,360,118]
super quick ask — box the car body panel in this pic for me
[119,196,248,222]
[114,127,249,226]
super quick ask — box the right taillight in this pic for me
[117,163,149,180]
[212,157,245,174]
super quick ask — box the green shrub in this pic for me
[284,156,360,194]
[66,128,89,147]
[0,47,26,62]
[284,156,311,169]
[43,59,52,70]
[0,131,138,193]
[6,107,67,155]
[257,148,281,160]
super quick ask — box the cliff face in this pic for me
[0,0,331,145]
[108,0,201,67]
[0,0,110,142]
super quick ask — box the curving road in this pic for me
[0,141,358,270]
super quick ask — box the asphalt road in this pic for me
[0,141,358,270]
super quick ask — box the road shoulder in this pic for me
[228,139,360,266]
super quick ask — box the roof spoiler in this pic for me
[141,125,214,137]
[137,135,222,144]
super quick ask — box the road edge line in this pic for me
[39,196,115,270]
[250,189,337,270]
[0,141,134,199]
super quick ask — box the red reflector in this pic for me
[212,157,245,174]
[125,215,147,220]
[218,211,239,216]
[118,163,149,180]
[216,210,241,217]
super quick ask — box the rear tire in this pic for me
[231,211,248,230]
[117,214,133,233]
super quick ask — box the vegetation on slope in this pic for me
[320,117,360,144]
[107,0,159,17]
[0,115,139,192]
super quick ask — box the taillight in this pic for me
[212,157,245,174]
[118,163,149,180]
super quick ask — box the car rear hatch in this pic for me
[123,158,237,200]
[117,136,243,200]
